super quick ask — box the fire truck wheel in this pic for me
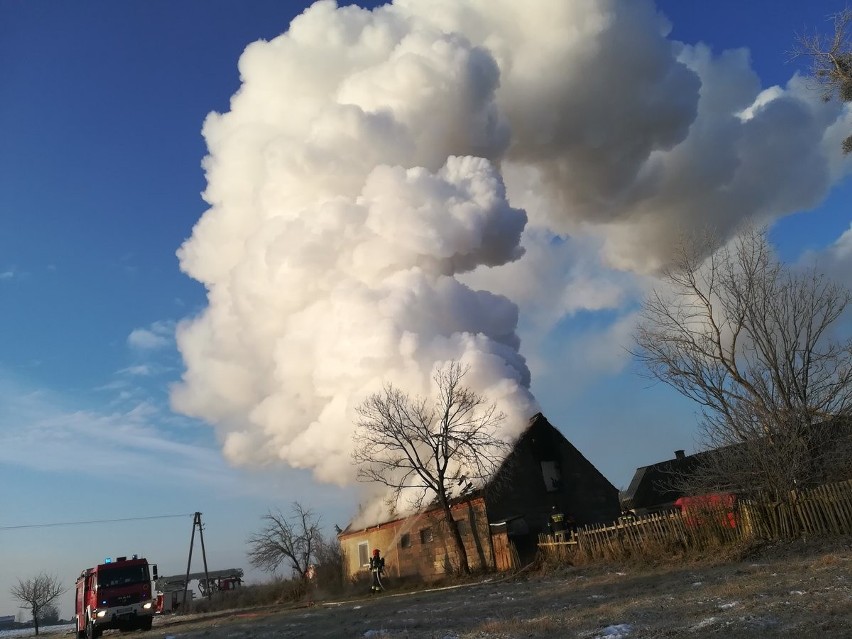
[75,615,85,639]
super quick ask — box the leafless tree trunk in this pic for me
[247,502,321,579]
[792,8,852,153]
[352,361,510,575]
[10,574,65,636]
[634,227,852,499]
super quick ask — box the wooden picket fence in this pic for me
[538,479,852,563]
[740,479,852,540]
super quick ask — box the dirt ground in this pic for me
[142,537,852,639]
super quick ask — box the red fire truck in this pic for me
[74,555,158,638]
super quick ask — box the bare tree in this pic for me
[352,361,510,575]
[10,573,65,636]
[247,502,321,579]
[634,227,852,499]
[793,8,852,153]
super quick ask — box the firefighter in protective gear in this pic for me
[369,548,385,592]
[549,506,565,534]
[549,505,575,539]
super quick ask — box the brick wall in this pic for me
[339,496,494,581]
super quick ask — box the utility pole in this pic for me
[182,512,211,610]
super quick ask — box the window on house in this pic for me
[358,542,369,567]
[399,533,411,549]
[540,460,561,492]
[419,527,433,544]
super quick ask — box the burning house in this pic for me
[338,413,619,581]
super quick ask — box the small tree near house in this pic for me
[10,573,65,636]
[352,361,511,575]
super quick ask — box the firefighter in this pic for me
[549,506,566,535]
[369,549,385,593]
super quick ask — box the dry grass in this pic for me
[477,614,563,635]
[186,577,308,614]
[144,535,852,639]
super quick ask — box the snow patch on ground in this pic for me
[595,623,633,638]
[691,616,718,631]
[0,625,73,637]
[739,614,781,629]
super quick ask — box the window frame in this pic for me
[357,541,370,567]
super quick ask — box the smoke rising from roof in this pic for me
[172,0,851,485]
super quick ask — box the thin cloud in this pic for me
[0,266,31,281]
[94,379,131,392]
[127,320,175,350]
[0,371,255,496]
[127,329,169,350]
[119,364,155,377]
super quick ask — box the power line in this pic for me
[0,513,194,531]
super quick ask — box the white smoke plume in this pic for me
[172,0,851,488]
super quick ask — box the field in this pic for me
[4,537,850,639]
[141,537,852,639]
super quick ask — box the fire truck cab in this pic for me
[74,555,157,639]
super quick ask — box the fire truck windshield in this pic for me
[97,565,149,589]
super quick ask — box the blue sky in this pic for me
[1,0,850,620]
